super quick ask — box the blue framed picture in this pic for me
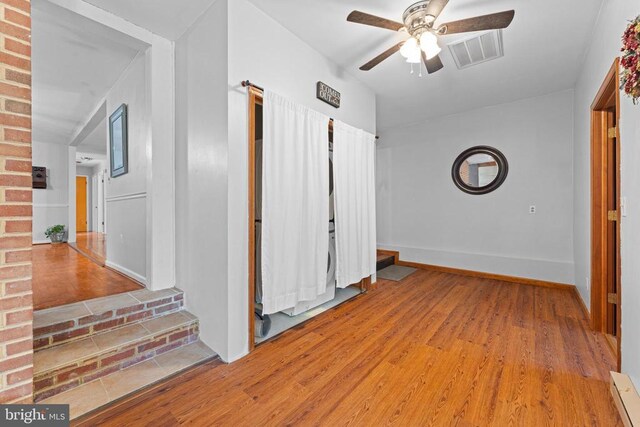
[109,104,128,178]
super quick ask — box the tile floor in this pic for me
[34,288,181,329]
[35,311,198,374]
[40,341,216,419]
[256,286,362,344]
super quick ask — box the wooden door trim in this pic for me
[590,58,621,371]
[248,87,262,352]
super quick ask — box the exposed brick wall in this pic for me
[34,292,185,350]
[0,0,32,404]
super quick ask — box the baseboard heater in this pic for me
[611,372,640,426]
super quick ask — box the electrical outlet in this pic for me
[529,205,536,214]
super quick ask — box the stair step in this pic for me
[33,288,185,351]
[39,341,216,420]
[34,311,198,402]
[376,255,395,271]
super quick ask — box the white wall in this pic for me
[175,0,230,361]
[105,51,149,284]
[32,141,69,243]
[573,0,640,387]
[226,0,376,361]
[32,0,175,290]
[175,0,377,362]
[378,90,575,284]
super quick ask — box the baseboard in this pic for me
[397,260,574,290]
[377,244,573,285]
[611,372,640,426]
[571,286,591,322]
[105,260,147,286]
[33,240,50,245]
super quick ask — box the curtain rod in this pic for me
[241,80,379,140]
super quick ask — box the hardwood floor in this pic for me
[69,232,106,266]
[33,243,142,310]
[76,270,621,426]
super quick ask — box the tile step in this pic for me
[34,310,199,401]
[33,288,185,351]
[40,340,217,420]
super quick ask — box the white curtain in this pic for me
[261,90,330,314]
[333,120,377,288]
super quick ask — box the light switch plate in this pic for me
[621,197,628,217]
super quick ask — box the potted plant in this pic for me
[45,225,66,244]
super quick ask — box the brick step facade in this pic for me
[40,340,216,420]
[33,310,199,402]
[33,288,185,351]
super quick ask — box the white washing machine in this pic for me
[281,222,336,316]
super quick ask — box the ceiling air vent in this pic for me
[447,30,504,70]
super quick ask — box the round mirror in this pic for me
[452,146,508,195]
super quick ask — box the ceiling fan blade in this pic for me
[425,0,449,20]
[440,10,515,35]
[360,42,404,71]
[422,52,444,74]
[347,11,404,32]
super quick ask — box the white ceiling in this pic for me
[81,0,216,40]
[247,0,604,130]
[76,116,107,155]
[76,151,106,168]
[32,0,146,145]
[33,0,604,139]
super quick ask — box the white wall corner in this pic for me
[45,0,155,44]
[146,36,177,290]
[67,146,77,243]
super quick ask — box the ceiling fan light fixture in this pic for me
[400,37,419,59]
[419,31,437,46]
[424,43,442,60]
[347,3,515,74]
[419,31,441,59]
[405,50,422,64]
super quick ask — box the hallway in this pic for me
[78,270,621,426]
[32,243,142,311]
[69,232,107,266]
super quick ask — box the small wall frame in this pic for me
[109,104,128,178]
[452,146,509,195]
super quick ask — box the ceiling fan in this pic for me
[347,0,515,74]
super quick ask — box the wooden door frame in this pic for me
[590,58,622,370]
[246,89,373,352]
[248,87,262,352]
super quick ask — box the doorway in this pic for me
[590,58,621,370]
[76,175,88,232]
[246,85,368,352]
[74,160,108,265]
